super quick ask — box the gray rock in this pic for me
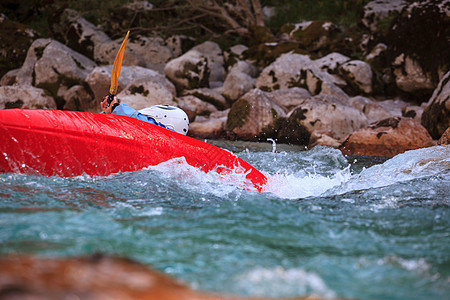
[256,52,349,100]
[33,39,97,87]
[177,95,218,116]
[282,94,369,142]
[0,85,56,109]
[191,41,225,83]
[50,9,111,61]
[361,0,408,33]
[223,69,255,102]
[164,49,210,90]
[392,54,435,93]
[86,65,175,103]
[180,88,228,110]
[62,85,96,112]
[116,79,178,110]
[347,96,393,123]
[226,89,285,140]
[266,87,312,113]
[340,60,373,94]
[189,109,229,139]
[96,35,175,73]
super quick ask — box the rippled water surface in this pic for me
[1,142,449,300]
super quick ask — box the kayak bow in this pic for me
[0,109,267,192]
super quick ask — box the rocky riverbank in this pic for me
[0,0,449,157]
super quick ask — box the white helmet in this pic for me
[139,104,189,135]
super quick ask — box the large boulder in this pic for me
[49,9,111,62]
[347,96,393,124]
[226,89,285,140]
[277,94,369,145]
[0,85,56,109]
[422,71,450,139]
[164,49,210,91]
[265,87,311,114]
[385,0,450,99]
[86,65,176,104]
[256,52,348,100]
[190,41,225,85]
[339,60,373,94]
[361,0,408,33]
[340,117,436,157]
[33,39,97,87]
[222,67,256,102]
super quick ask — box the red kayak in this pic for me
[0,109,267,192]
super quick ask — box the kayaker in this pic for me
[100,96,189,135]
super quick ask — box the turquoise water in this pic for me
[1,142,449,300]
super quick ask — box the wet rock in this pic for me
[226,89,285,140]
[0,254,337,300]
[309,130,342,148]
[189,109,229,139]
[49,9,111,62]
[116,79,178,110]
[265,87,312,113]
[277,94,368,145]
[347,96,393,124]
[0,85,56,109]
[340,117,436,157]
[339,60,373,94]
[421,71,450,139]
[86,65,176,104]
[164,48,210,91]
[438,127,450,145]
[181,88,229,110]
[361,0,408,33]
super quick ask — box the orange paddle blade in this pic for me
[109,31,130,95]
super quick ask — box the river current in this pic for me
[1,142,449,300]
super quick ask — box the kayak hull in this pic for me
[0,109,267,191]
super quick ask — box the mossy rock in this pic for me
[276,107,311,145]
[0,19,40,78]
[225,98,251,131]
[386,2,450,87]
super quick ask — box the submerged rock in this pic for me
[340,117,436,157]
[0,254,343,300]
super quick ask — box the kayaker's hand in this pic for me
[101,96,118,114]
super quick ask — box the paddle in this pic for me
[106,30,130,107]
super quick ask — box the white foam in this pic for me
[236,266,336,298]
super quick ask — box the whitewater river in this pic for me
[1,142,449,300]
